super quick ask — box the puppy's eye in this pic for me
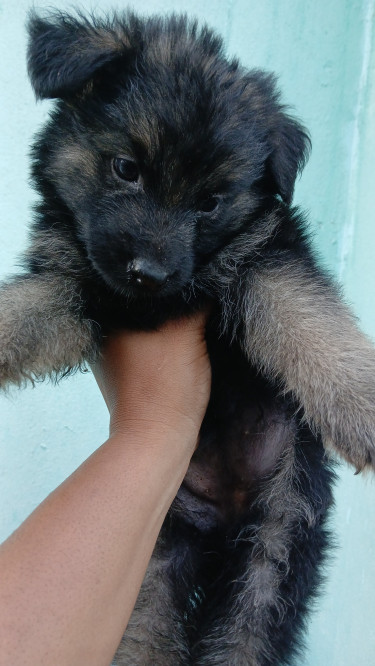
[198,196,220,215]
[112,157,140,183]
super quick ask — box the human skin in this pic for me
[0,314,211,666]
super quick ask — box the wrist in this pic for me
[108,383,204,444]
[108,411,200,456]
[102,422,198,516]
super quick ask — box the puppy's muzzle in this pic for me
[126,258,169,292]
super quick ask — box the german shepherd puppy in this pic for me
[2,10,374,664]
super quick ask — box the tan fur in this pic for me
[76,23,130,57]
[50,143,99,180]
[241,260,375,470]
[0,274,97,386]
[45,142,100,213]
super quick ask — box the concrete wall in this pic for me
[0,0,374,663]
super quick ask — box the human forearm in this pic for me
[0,423,197,666]
[0,315,210,666]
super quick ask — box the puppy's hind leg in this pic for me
[0,273,98,388]
[193,430,334,666]
[116,535,192,665]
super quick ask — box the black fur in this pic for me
[2,9,375,664]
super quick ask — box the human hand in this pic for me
[92,313,211,445]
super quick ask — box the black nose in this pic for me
[126,259,168,292]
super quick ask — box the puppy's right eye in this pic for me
[198,195,221,216]
[112,157,140,183]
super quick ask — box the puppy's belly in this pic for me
[175,339,297,531]
[178,400,294,531]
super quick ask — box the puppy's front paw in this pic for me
[296,331,375,473]
[319,390,375,472]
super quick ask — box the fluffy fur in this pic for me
[2,9,375,664]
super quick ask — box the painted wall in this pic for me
[0,0,374,663]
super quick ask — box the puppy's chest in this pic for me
[176,338,296,531]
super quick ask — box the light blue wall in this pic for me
[0,1,374,664]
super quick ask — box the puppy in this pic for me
[1,9,374,665]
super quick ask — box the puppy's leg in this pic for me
[116,539,191,665]
[193,431,334,666]
[240,258,375,470]
[0,273,97,387]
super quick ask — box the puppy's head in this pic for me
[28,11,310,300]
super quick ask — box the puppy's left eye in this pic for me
[112,157,140,183]
[198,196,220,215]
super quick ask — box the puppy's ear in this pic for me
[243,72,311,204]
[27,11,132,100]
[266,113,311,204]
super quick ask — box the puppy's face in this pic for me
[28,12,309,302]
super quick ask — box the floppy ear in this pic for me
[27,11,132,100]
[266,113,311,204]
[242,71,311,204]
